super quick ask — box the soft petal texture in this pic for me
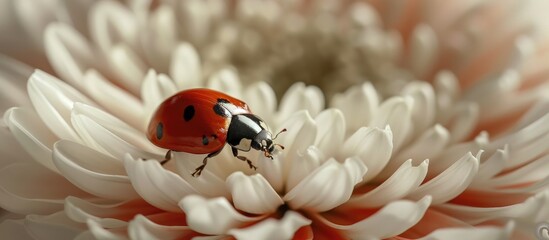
[330,82,379,132]
[4,107,58,172]
[284,158,367,212]
[345,159,428,208]
[314,109,346,158]
[407,151,481,204]
[226,172,284,214]
[171,43,202,90]
[53,140,139,201]
[86,218,127,240]
[124,156,198,212]
[228,211,312,240]
[65,197,129,228]
[277,83,325,122]
[0,55,32,113]
[24,211,86,240]
[179,195,262,235]
[419,221,514,240]
[369,96,413,151]
[207,68,243,98]
[128,215,195,240]
[0,163,90,215]
[316,196,432,239]
[0,219,34,240]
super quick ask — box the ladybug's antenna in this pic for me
[272,128,287,140]
[274,143,285,150]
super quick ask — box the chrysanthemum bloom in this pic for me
[1,0,549,239]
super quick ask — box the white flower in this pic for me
[1,0,549,239]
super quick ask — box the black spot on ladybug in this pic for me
[183,105,195,121]
[202,135,209,145]
[213,104,230,118]
[217,98,230,103]
[156,122,163,140]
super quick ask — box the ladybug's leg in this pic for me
[232,147,257,171]
[192,149,222,177]
[160,150,172,165]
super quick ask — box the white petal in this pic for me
[71,103,162,160]
[0,55,32,113]
[278,83,325,122]
[513,98,549,131]
[284,158,367,212]
[445,102,480,144]
[24,211,85,239]
[369,96,413,151]
[407,151,480,204]
[226,172,283,214]
[346,160,428,208]
[54,0,95,38]
[434,70,460,121]
[481,155,549,188]
[141,70,177,114]
[348,2,380,28]
[53,140,138,201]
[0,163,89,215]
[179,195,262,235]
[4,107,58,172]
[330,82,379,132]
[83,70,144,130]
[243,81,277,123]
[27,70,94,142]
[64,197,128,228]
[276,111,317,180]
[340,126,393,183]
[171,43,202,90]
[314,109,345,157]
[430,133,487,176]
[0,125,32,169]
[420,221,514,240]
[44,23,96,89]
[471,146,509,187]
[172,152,231,198]
[408,24,438,78]
[124,155,198,212]
[89,1,138,58]
[0,219,33,240]
[207,68,243,98]
[228,211,312,240]
[436,190,549,224]
[256,151,285,193]
[286,146,325,191]
[142,5,178,72]
[402,81,436,135]
[128,215,193,240]
[107,44,147,95]
[384,124,448,179]
[86,219,127,240]
[315,196,432,239]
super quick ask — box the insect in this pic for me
[147,88,286,177]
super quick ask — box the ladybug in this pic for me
[147,88,286,177]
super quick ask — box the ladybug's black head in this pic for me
[251,129,286,159]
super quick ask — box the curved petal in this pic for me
[435,190,549,225]
[86,218,127,240]
[179,195,262,235]
[228,211,312,240]
[284,158,367,212]
[445,102,479,144]
[314,109,345,158]
[65,197,129,228]
[429,133,487,177]
[369,96,413,151]
[24,211,85,240]
[27,69,95,142]
[141,4,178,72]
[44,23,96,89]
[243,81,277,124]
[172,151,231,198]
[226,172,284,214]
[53,140,138,201]
[407,151,480,204]
[402,82,436,135]
[471,146,509,187]
[124,155,199,212]
[345,159,428,208]
[479,154,549,189]
[0,163,90,215]
[107,44,147,95]
[408,24,438,78]
[315,196,432,239]
[0,125,32,169]
[128,215,195,240]
[89,0,138,58]
[340,126,393,183]
[71,104,162,160]
[277,83,324,122]
[207,68,243,98]
[286,146,325,191]
[330,82,379,132]
[13,0,57,47]
[141,69,177,114]
[4,107,58,172]
[171,43,202,90]
[83,70,144,130]
[419,221,514,240]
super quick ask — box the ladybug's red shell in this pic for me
[147,89,251,154]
